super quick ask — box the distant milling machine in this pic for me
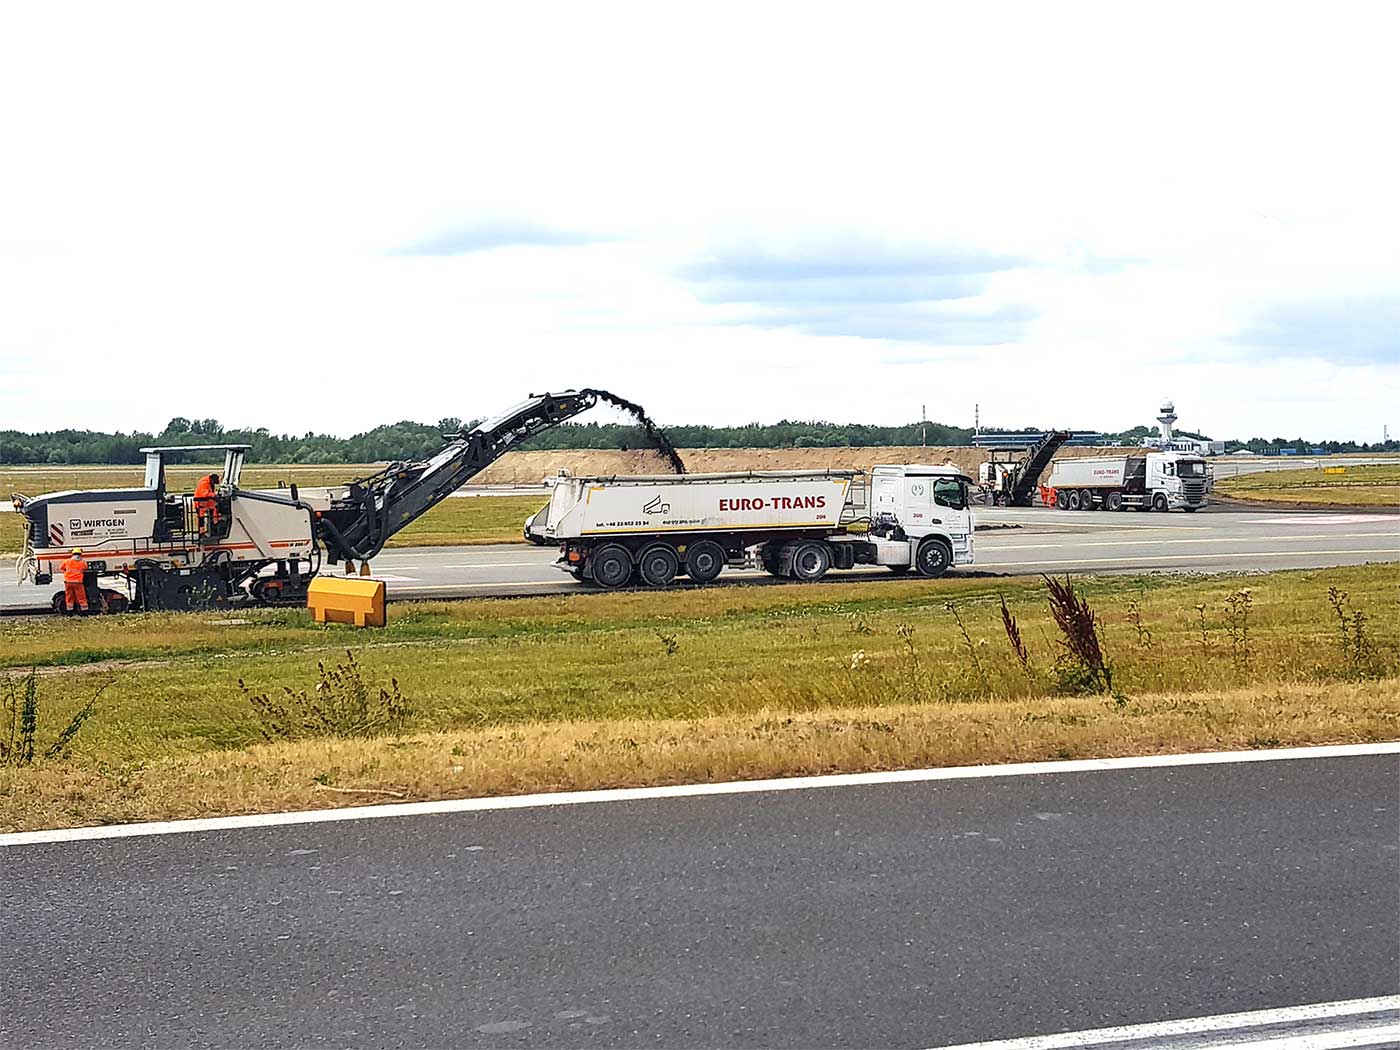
[10,390,977,613]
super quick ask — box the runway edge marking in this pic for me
[3,741,1397,847]
[922,996,1400,1050]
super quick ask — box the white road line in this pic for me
[975,518,1208,531]
[925,996,1400,1050]
[1224,1025,1400,1049]
[2,742,1396,847]
[988,548,1400,568]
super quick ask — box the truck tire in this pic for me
[1066,490,1082,511]
[1104,491,1124,512]
[1153,493,1169,512]
[914,537,952,578]
[590,544,633,588]
[1056,490,1070,510]
[1079,488,1095,510]
[789,542,831,582]
[637,543,679,587]
[683,541,725,584]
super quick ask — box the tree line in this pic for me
[1,416,1394,465]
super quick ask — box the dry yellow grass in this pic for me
[1216,464,1400,507]
[1,564,1397,832]
[3,678,1396,833]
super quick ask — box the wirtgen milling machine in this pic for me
[11,391,598,613]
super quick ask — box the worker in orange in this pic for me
[194,472,221,534]
[58,547,89,614]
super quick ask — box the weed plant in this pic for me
[241,650,411,739]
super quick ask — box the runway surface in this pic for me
[3,506,1396,611]
[2,748,1395,1048]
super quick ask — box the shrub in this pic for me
[1043,575,1113,695]
[1,667,103,766]
[240,650,412,740]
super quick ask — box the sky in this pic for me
[1,2,1397,442]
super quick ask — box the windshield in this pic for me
[1178,460,1206,477]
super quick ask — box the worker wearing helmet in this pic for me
[58,548,89,614]
[193,472,221,534]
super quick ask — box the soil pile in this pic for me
[475,445,1142,485]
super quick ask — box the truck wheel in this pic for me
[683,541,725,585]
[790,542,831,582]
[1105,491,1124,512]
[1056,490,1070,510]
[1153,493,1169,512]
[915,538,952,578]
[590,544,633,588]
[1066,490,1082,511]
[637,544,679,587]
[1079,489,1095,510]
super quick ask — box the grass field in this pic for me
[0,464,547,552]
[1216,464,1400,507]
[2,564,1396,832]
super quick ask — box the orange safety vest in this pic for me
[59,557,87,583]
[194,477,217,505]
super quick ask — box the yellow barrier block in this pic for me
[1323,466,1346,475]
[307,576,386,628]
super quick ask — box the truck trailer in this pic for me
[1039,451,1210,512]
[540,465,975,587]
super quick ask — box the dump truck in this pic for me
[539,465,975,587]
[1039,451,1210,512]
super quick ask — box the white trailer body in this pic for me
[547,473,852,538]
[542,466,974,588]
[1042,451,1210,512]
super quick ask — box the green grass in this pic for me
[2,564,1397,830]
[1,461,547,552]
[1217,464,1400,507]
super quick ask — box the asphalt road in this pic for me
[2,751,1396,1048]
[3,505,1397,612]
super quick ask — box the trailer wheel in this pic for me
[1055,489,1069,510]
[1066,490,1082,511]
[1079,489,1095,510]
[1153,493,1169,512]
[637,543,679,587]
[789,542,831,582]
[590,544,633,588]
[684,541,726,585]
[914,538,952,578]
[1104,491,1124,512]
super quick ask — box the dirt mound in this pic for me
[475,445,1143,485]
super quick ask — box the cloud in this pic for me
[394,218,612,256]
[678,234,1037,342]
[1237,296,1400,366]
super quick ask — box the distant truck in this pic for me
[538,466,975,587]
[1040,451,1210,512]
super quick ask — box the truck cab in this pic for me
[867,464,975,570]
[1147,452,1210,510]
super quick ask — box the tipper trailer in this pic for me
[1039,451,1211,512]
[541,465,976,587]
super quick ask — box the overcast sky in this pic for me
[2,2,1397,441]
